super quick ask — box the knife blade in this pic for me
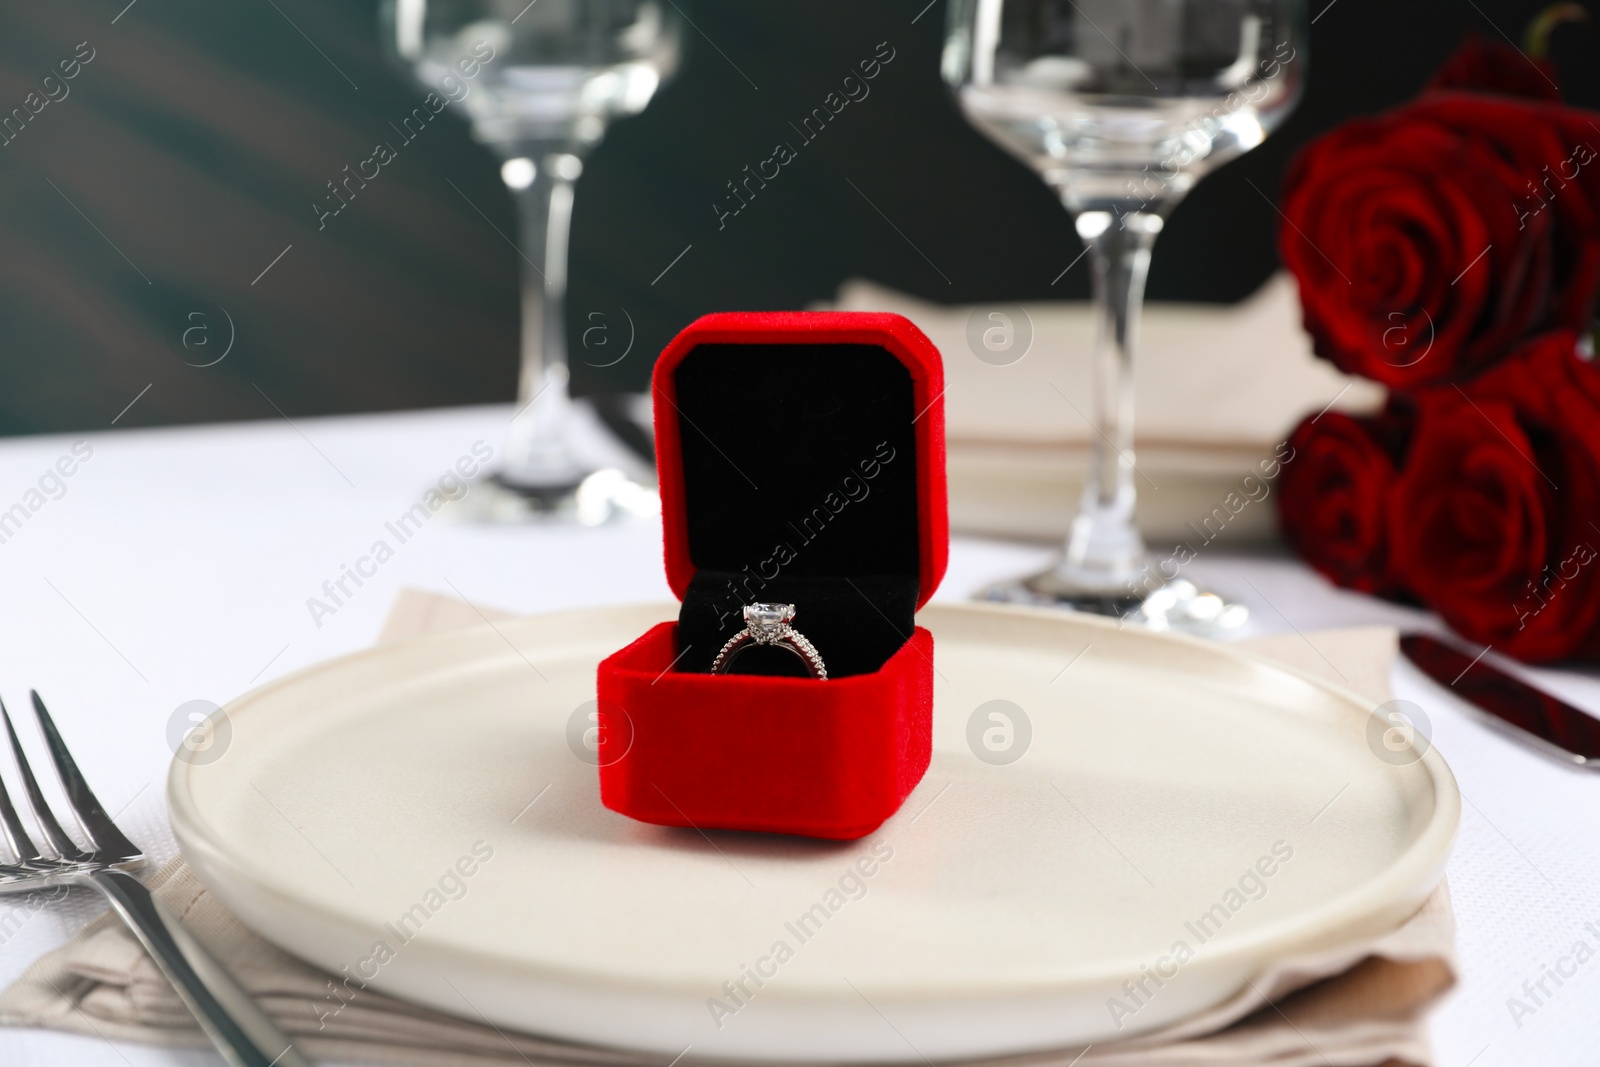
[1399,633,1600,769]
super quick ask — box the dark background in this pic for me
[2,0,1596,436]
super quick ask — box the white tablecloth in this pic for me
[0,404,1595,1067]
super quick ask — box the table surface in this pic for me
[0,404,1595,1067]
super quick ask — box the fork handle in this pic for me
[88,869,314,1067]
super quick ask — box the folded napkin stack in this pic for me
[0,590,1456,1066]
[825,276,1386,543]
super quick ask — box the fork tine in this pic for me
[29,691,141,860]
[2,697,86,862]
[0,702,41,864]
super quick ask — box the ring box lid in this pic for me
[652,311,948,612]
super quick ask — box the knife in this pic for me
[1400,633,1600,770]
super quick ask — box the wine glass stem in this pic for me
[1064,208,1163,587]
[503,149,585,487]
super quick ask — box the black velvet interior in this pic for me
[672,342,920,678]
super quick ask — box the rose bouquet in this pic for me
[1276,27,1600,662]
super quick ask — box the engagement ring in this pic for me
[710,603,828,680]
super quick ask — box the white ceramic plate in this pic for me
[169,603,1458,1062]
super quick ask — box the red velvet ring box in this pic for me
[595,311,948,840]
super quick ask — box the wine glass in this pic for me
[385,0,680,520]
[943,0,1305,630]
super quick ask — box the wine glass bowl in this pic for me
[393,0,679,149]
[944,0,1303,213]
[944,0,1305,629]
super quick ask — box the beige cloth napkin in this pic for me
[0,590,1456,1067]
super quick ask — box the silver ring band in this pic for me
[710,603,827,681]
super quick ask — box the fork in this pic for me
[0,691,312,1067]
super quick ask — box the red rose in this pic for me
[1424,34,1561,102]
[1277,407,1409,595]
[1387,332,1600,661]
[1425,98,1600,337]
[1279,95,1600,389]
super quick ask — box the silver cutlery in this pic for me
[0,691,312,1067]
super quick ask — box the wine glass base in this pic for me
[449,468,659,526]
[491,470,588,506]
[980,571,1249,636]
